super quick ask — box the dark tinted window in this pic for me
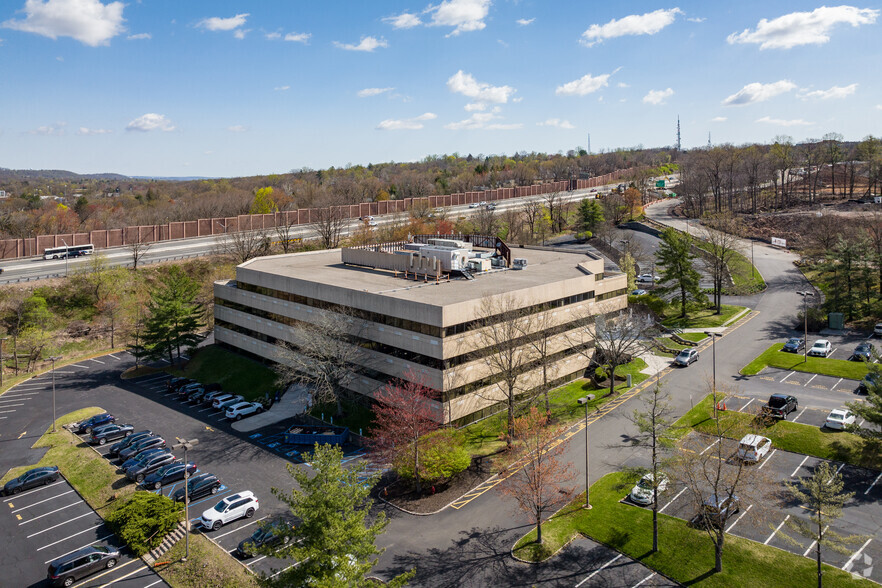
[769,396,787,408]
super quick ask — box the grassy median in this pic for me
[662,305,745,329]
[741,343,870,380]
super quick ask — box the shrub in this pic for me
[105,492,183,556]
[394,428,471,486]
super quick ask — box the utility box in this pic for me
[828,312,844,330]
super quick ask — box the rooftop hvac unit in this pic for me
[428,238,472,250]
[468,258,491,272]
[420,247,470,271]
[512,258,527,270]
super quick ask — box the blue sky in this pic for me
[0,1,880,177]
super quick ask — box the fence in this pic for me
[0,170,632,260]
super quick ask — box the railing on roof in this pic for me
[412,234,511,267]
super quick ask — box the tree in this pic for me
[823,132,844,197]
[576,198,604,236]
[96,294,122,348]
[311,204,346,249]
[498,406,575,545]
[127,231,153,270]
[700,214,743,312]
[261,444,414,588]
[215,226,269,264]
[783,462,866,588]
[847,362,882,441]
[136,267,206,365]
[250,186,279,214]
[369,371,441,493]
[576,308,654,398]
[273,211,302,254]
[620,252,637,292]
[656,227,704,318]
[623,187,642,219]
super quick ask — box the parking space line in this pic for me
[0,409,19,414]
[576,553,623,587]
[271,564,297,578]
[36,523,105,551]
[19,501,84,524]
[803,526,829,558]
[0,401,25,407]
[725,504,753,533]
[835,378,843,390]
[11,489,76,512]
[843,538,873,571]
[214,516,267,539]
[764,514,790,545]
[632,572,657,587]
[44,534,116,564]
[780,371,795,383]
[865,473,882,495]
[88,358,105,364]
[757,449,777,470]
[142,580,164,588]
[27,512,94,538]
[4,479,66,501]
[95,563,147,587]
[699,439,719,455]
[246,555,268,566]
[1,391,42,397]
[187,489,231,509]
[106,353,120,360]
[660,487,687,513]
[792,407,807,423]
[804,374,817,387]
[828,463,845,483]
[70,558,140,587]
[739,398,755,413]
[70,364,90,369]
[791,456,810,477]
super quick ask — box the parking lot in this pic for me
[625,432,882,582]
[719,393,869,430]
[1,474,169,588]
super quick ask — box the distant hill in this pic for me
[0,168,129,181]
[130,176,216,181]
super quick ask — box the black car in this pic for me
[119,436,166,460]
[3,466,60,495]
[172,473,221,503]
[140,461,197,490]
[236,519,293,558]
[75,413,115,435]
[120,447,168,472]
[187,387,209,403]
[851,342,876,362]
[166,377,193,392]
[177,383,203,399]
[126,452,177,483]
[47,545,119,587]
[89,423,134,445]
[859,372,882,394]
[761,394,798,419]
[782,337,805,353]
[108,430,153,457]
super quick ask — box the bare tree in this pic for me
[215,227,270,264]
[127,231,153,270]
[521,199,542,242]
[311,205,347,249]
[700,213,743,310]
[474,206,499,236]
[273,211,302,253]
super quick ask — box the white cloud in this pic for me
[28,122,66,135]
[126,113,175,132]
[447,70,515,104]
[643,87,674,104]
[284,32,310,43]
[876,105,882,111]
[722,80,795,106]
[376,112,436,130]
[227,125,247,132]
[798,83,858,100]
[383,12,422,29]
[581,8,682,47]
[444,112,521,130]
[198,13,248,32]
[711,116,727,122]
[728,6,878,50]
[464,103,486,112]
[274,85,289,91]
[2,0,125,47]
[265,32,280,40]
[127,32,150,40]
[686,17,705,23]
[555,72,614,96]
[357,87,394,98]
[233,28,249,40]
[77,126,111,135]
[334,36,388,51]
[537,118,575,129]
[516,18,535,26]
[617,82,630,88]
[426,0,490,36]
[756,116,812,126]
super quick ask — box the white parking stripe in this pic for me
[780,371,795,383]
[0,391,41,397]
[828,463,845,484]
[3,479,65,501]
[44,534,116,563]
[19,501,85,524]
[804,374,818,387]
[699,439,719,455]
[834,378,843,390]
[11,383,46,388]
[764,514,790,545]
[107,353,121,360]
[0,403,24,407]
[246,555,268,566]
[11,489,76,512]
[27,511,94,537]
[89,358,105,364]
[0,400,26,405]
[632,572,657,587]
[213,516,267,539]
[37,523,106,551]
[843,538,873,571]
[791,455,810,477]
[576,553,623,587]
[865,472,882,495]
[270,564,297,579]
[792,407,807,423]
[95,563,147,587]
[739,398,755,412]
[803,526,829,558]
[0,409,19,414]
[757,449,777,470]
[52,371,75,374]
[660,487,688,513]
[70,364,90,369]
[70,558,140,587]
[142,580,164,588]
[725,504,752,533]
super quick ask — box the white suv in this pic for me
[200,491,259,531]
[808,339,832,357]
[225,401,264,421]
[736,434,772,463]
[875,324,882,337]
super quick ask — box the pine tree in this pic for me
[138,267,205,365]
[577,199,604,235]
[655,228,705,318]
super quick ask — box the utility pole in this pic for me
[705,333,721,418]
[797,291,814,363]
[707,132,712,149]
[577,396,594,509]
[0,337,7,388]
[172,437,199,561]
[49,356,62,432]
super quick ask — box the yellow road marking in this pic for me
[16,514,21,520]
[18,431,26,439]
[786,381,801,386]
[812,385,828,390]
[205,426,214,432]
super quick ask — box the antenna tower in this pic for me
[676,116,681,151]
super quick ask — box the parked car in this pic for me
[3,466,59,495]
[761,394,798,420]
[636,273,661,283]
[215,395,245,410]
[120,448,168,473]
[126,452,177,483]
[140,462,197,490]
[109,430,153,457]
[119,436,166,461]
[781,337,805,353]
[629,472,669,505]
[226,401,264,421]
[74,413,115,435]
[172,473,222,503]
[808,339,833,357]
[89,423,134,445]
[699,494,740,528]
[166,377,192,392]
[211,394,236,409]
[859,372,881,394]
[359,215,374,222]
[875,323,882,337]
[850,342,875,362]
[202,389,228,405]
[631,289,648,296]
[674,348,699,367]
[366,219,378,227]
[200,491,260,531]
[177,383,203,398]
[736,434,772,463]
[187,387,209,403]
[236,519,293,558]
[824,409,857,430]
[47,545,119,587]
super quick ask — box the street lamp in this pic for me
[577,395,595,509]
[797,291,815,363]
[0,337,7,388]
[704,333,721,419]
[751,239,755,278]
[172,437,199,561]
[60,238,70,278]
[49,356,62,432]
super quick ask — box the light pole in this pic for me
[577,395,595,509]
[705,333,721,419]
[60,238,70,278]
[797,291,815,363]
[172,437,199,561]
[0,336,7,388]
[49,356,62,431]
[751,239,755,278]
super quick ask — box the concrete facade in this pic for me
[213,244,628,425]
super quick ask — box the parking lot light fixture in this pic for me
[172,437,199,561]
[0,336,7,388]
[48,356,62,432]
[797,291,814,363]
[704,333,721,419]
[577,396,594,509]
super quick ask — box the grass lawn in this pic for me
[678,332,709,343]
[156,533,259,588]
[741,343,870,380]
[512,472,872,587]
[691,240,766,294]
[675,394,882,470]
[166,345,278,402]
[662,305,746,329]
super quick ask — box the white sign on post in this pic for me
[771,237,787,248]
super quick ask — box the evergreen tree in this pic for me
[847,362,882,442]
[655,228,705,318]
[577,199,604,235]
[136,267,205,365]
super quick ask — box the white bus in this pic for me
[42,244,94,260]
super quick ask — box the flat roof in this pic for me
[239,246,608,307]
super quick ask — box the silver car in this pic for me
[674,348,699,366]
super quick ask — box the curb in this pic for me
[722,307,751,327]
[377,470,502,516]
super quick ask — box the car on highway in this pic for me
[108,430,153,457]
[824,409,857,430]
[468,202,481,208]
[673,348,699,367]
[74,413,115,435]
[699,494,740,528]
[636,273,661,283]
[199,491,260,531]
[629,472,669,505]
[3,466,59,495]
[761,394,798,420]
[89,423,134,445]
[215,394,245,410]
[850,342,875,362]
[127,452,177,483]
[172,473,222,503]
[237,519,293,558]
[808,339,833,357]
[119,436,166,461]
[359,215,374,222]
[47,545,119,587]
[140,461,197,490]
[120,448,169,473]
[225,401,264,420]
[781,337,805,353]
[736,434,772,463]
[859,372,881,394]
[631,289,648,296]
[486,203,496,210]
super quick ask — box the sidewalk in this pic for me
[231,384,310,432]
